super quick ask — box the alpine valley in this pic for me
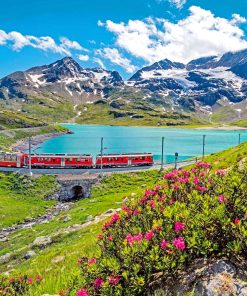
[1,48,247,127]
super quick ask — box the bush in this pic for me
[0,275,42,295]
[76,162,247,296]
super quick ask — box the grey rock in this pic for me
[147,259,247,296]
[24,250,36,259]
[86,215,93,222]
[32,236,52,249]
[0,253,11,264]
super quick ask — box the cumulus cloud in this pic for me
[97,47,136,73]
[0,29,88,56]
[102,6,247,64]
[78,54,89,61]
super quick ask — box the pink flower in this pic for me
[145,231,154,241]
[234,218,240,225]
[173,184,180,190]
[133,209,141,215]
[218,195,226,203]
[145,189,156,196]
[149,200,156,209]
[109,276,120,286]
[160,239,168,250]
[77,289,88,296]
[174,222,185,233]
[107,235,113,241]
[193,177,199,184]
[9,278,15,284]
[216,169,226,176]
[97,233,103,240]
[126,233,143,246]
[35,275,42,282]
[26,278,33,284]
[88,258,97,265]
[77,258,82,264]
[94,278,104,288]
[173,237,186,251]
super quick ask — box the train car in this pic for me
[24,154,93,168]
[96,153,154,168]
[0,152,25,168]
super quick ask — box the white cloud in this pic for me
[97,47,136,73]
[97,20,104,27]
[0,29,88,56]
[168,0,186,9]
[103,6,247,64]
[78,54,89,61]
[93,57,105,68]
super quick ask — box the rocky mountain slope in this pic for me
[0,57,123,104]
[1,49,247,125]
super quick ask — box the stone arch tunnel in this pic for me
[49,176,99,201]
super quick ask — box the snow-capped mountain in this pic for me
[0,57,123,103]
[128,49,247,106]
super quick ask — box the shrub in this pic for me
[0,275,42,295]
[77,162,247,295]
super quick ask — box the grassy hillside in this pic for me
[0,124,68,151]
[0,171,161,295]
[0,141,246,295]
[76,101,204,127]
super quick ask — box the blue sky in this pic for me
[0,0,247,79]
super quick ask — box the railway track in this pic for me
[0,160,196,175]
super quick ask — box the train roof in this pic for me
[29,154,93,157]
[96,153,153,157]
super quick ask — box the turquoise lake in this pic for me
[35,124,247,163]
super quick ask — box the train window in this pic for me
[141,157,145,160]
[45,158,50,161]
[0,155,4,161]
[108,158,112,161]
[114,157,118,161]
[69,158,73,162]
[53,158,56,162]
[77,158,80,162]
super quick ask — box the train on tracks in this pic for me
[0,152,154,169]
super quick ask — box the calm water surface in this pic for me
[35,125,247,163]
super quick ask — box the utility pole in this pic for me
[161,136,164,170]
[238,133,241,145]
[28,137,32,177]
[202,135,206,159]
[175,152,178,169]
[100,137,103,175]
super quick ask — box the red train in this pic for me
[0,152,154,169]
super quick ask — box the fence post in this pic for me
[28,137,32,177]
[238,133,241,145]
[161,136,164,170]
[100,137,103,175]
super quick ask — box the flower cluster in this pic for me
[76,162,247,296]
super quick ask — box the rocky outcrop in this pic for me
[147,259,247,296]
[32,236,52,249]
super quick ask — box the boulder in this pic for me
[0,253,11,264]
[147,259,247,296]
[32,236,52,249]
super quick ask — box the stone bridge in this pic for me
[50,174,100,201]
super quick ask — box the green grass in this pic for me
[76,102,205,127]
[0,174,57,228]
[0,124,68,151]
[0,170,162,295]
[1,142,247,294]
[231,118,247,127]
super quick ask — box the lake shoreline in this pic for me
[61,122,247,131]
[11,132,68,153]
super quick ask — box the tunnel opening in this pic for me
[71,185,84,200]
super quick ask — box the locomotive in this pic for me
[0,152,154,169]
